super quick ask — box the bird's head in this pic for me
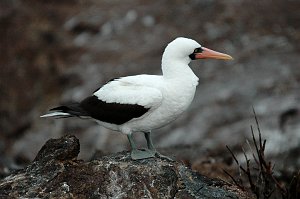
[163,37,233,64]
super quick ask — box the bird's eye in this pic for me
[194,48,203,53]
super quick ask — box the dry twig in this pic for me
[224,108,293,199]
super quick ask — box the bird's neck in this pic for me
[161,57,198,83]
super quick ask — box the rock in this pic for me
[0,135,252,199]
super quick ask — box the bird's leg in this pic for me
[144,131,156,151]
[127,134,155,160]
[127,133,137,150]
[144,132,174,161]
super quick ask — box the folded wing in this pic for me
[80,78,163,124]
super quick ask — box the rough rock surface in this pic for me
[0,135,252,199]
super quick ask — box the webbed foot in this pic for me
[154,151,174,161]
[131,149,156,160]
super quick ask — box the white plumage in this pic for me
[41,37,233,159]
[94,75,163,108]
[95,74,198,134]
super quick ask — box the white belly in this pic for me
[120,79,197,133]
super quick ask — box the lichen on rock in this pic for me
[0,135,252,198]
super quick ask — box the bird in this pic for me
[41,37,233,160]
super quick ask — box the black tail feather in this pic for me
[50,103,89,117]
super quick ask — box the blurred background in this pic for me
[0,0,299,181]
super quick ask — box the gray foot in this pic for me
[144,148,174,162]
[155,151,174,162]
[131,149,156,160]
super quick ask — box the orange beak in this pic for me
[195,47,233,60]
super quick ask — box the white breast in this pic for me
[120,75,198,133]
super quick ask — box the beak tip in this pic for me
[220,55,233,60]
[223,54,233,60]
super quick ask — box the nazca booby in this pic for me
[41,37,233,160]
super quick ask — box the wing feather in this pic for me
[79,76,163,124]
[93,77,163,109]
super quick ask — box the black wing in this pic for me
[80,95,150,125]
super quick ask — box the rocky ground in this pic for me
[0,135,253,199]
[0,0,299,198]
